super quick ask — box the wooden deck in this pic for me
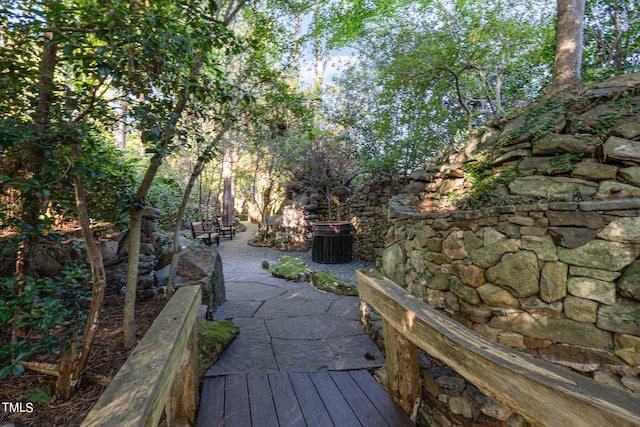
[197,370,415,427]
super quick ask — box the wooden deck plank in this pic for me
[329,371,390,427]
[267,372,306,427]
[349,369,415,427]
[310,370,362,427]
[247,372,279,427]
[197,376,225,427]
[289,372,334,427]
[197,370,414,427]
[224,374,251,427]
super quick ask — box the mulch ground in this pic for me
[0,289,167,427]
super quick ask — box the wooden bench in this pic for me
[190,221,219,246]
[214,217,234,240]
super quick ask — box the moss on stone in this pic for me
[197,320,237,380]
[270,256,311,281]
[311,271,358,296]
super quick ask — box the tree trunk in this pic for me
[14,13,59,343]
[122,55,204,348]
[167,121,231,294]
[123,206,143,348]
[115,97,127,155]
[55,144,108,399]
[548,0,585,93]
[222,146,235,226]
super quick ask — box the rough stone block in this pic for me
[489,312,613,349]
[597,297,640,335]
[477,283,520,308]
[521,235,558,261]
[567,277,616,305]
[540,261,568,303]
[449,276,480,304]
[546,211,606,229]
[520,297,563,318]
[564,295,598,323]
[557,240,640,271]
[497,331,525,348]
[486,251,540,298]
[598,216,640,244]
[568,266,621,281]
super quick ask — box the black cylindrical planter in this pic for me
[312,221,352,264]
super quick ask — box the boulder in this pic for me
[382,243,406,287]
[546,211,605,229]
[468,239,519,268]
[611,114,640,140]
[595,181,640,199]
[500,109,566,145]
[449,276,480,304]
[539,343,622,373]
[564,296,598,323]
[519,297,563,318]
[521,235,557,261]
[548,227,599,249]
[175,245,225,312]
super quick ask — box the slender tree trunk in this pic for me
[292,11,302,82]
[222,146,234,225]
[122,56,203,348]
[14,15,58,343]
[115,97,127,155]
[548,0,585,93]
[167,121,231,294]
[54,144,108,400]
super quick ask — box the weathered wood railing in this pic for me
[81,285,201,427]
[356,271,640,427]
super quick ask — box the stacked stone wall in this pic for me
[383,196,640,389]
[372,74,640,426]
[347,178,407,262]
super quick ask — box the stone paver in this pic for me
[206,223,383,376]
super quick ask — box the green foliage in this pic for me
[197,319,237,378]
[324,0,555,179]
[583,0,640,83]
[549,153,584,173]
[0,262,91,379]
[311,271,358,296]
[269,256,311,280]
[462,153,518,208]
[25,386,53,404]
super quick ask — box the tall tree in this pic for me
[548,0,587,92]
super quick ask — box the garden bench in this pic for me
[190,221,220,246]
[214,217,235,240]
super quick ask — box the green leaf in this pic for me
[11,364,25,376]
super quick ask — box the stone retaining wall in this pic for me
[363,72,640,427]
[347,178,406,262]
[382,197,640,397]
